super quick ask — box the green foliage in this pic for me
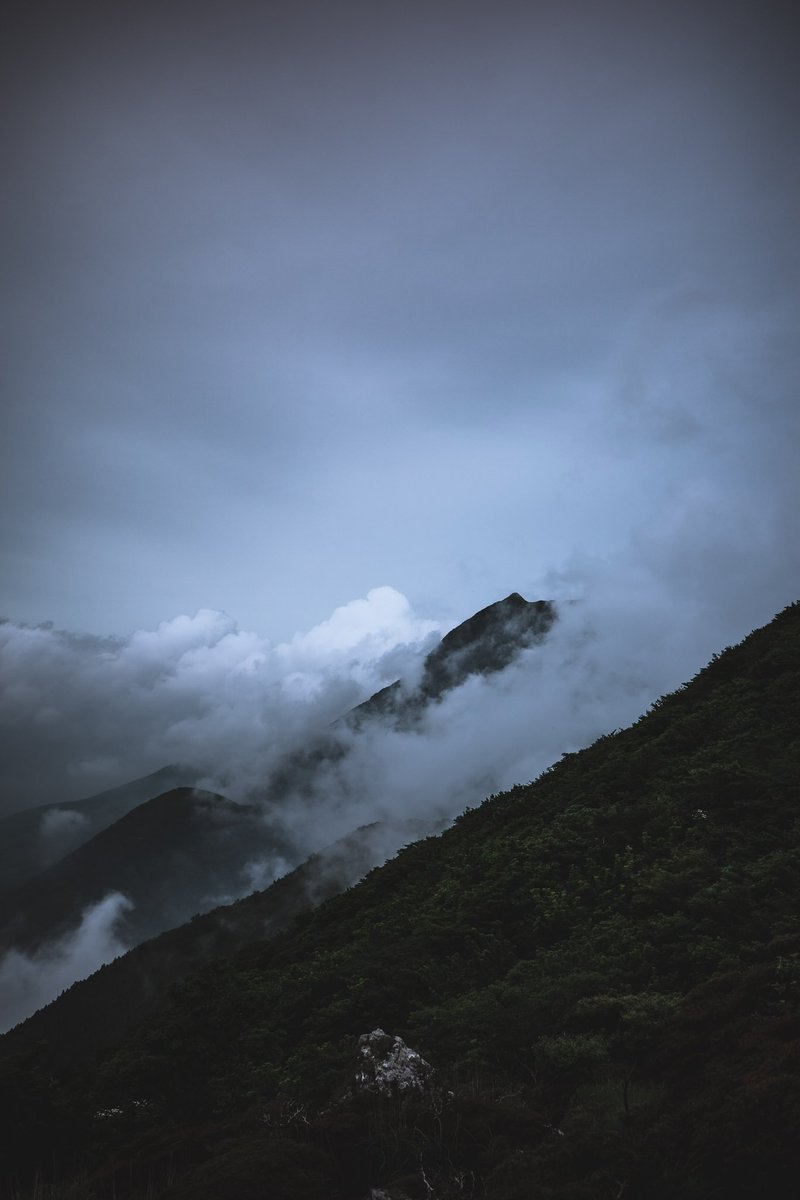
[2,601,800,1198]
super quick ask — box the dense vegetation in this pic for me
[2,602,799,1198]
[0,819,432,1072]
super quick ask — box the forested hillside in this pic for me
[0,592,555,1010]
[2,602,799,1199]
[0,818,432,1070]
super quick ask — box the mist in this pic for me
[0,545,795,1030]
[235,556,796,872]
[0,586,442,817]
[0,893,131,1034]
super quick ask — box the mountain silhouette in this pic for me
[0,765,199,893]
[0,594,555,983]
[0,789,266,957]
[0,817,433,1062]
[349,592,553,725]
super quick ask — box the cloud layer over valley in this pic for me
[0,587,443,815]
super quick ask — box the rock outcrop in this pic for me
[354,1028,434,1096]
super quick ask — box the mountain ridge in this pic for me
[0,788,265,956]
[2,600,798,1198]
[347,592,553,725]
[0,817,435,1066]
[0,593,557,1023]
[0,766,200,893]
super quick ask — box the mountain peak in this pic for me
[348,593,555,725]
[419,592,554,700]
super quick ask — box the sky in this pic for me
[1,0,799,815]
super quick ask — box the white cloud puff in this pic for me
[0,587,444,814]
[0,892,132,1034]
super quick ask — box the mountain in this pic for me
[347,592,554,725]
[260,592,554,808]
[0,594,555,969]
[0,818,434,1069]
[0,766,199,893]
[0,789,269,958]
[2,601,798,1199]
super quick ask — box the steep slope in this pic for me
[0,601,551,1047]
[2,601,798,1199]
[0,766,199,893]
[0,594,554,970]
[0,817,432,1066]
[0,789,268,958]
[347,592,554,725]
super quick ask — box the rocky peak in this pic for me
[418,592,554,700]
[349,593,555,727]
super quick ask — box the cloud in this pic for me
[0,892,132,1034]
[38,807,91,867]
[0,553,796,1028]
[1,0,796,639]
[277,587,440,679]
[0,587,445,816]
[245,563,775,862]
[40,808,89,840]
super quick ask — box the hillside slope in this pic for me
[0,594,554,970]
[0,818,432,1067]
[0,766,199,893]
[0,789,274,960]
[2,601,799,1199]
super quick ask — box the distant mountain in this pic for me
[0,766,199,893]
[0,818,434,1066]
[2,602,797,1199]
[0,788,269,957]
[0,594,555,972]
[260,593,554,806]
[0,595,553,1052]
[348,592,554,725]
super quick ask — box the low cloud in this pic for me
[0,892,132,1034]
[40,807,89,841]
[1,547,795,852]
[38,807,91,868]
[0,586,442,816]
[242,560,775,864]
[0,553,796,1029]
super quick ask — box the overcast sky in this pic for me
[2,1,798,639]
